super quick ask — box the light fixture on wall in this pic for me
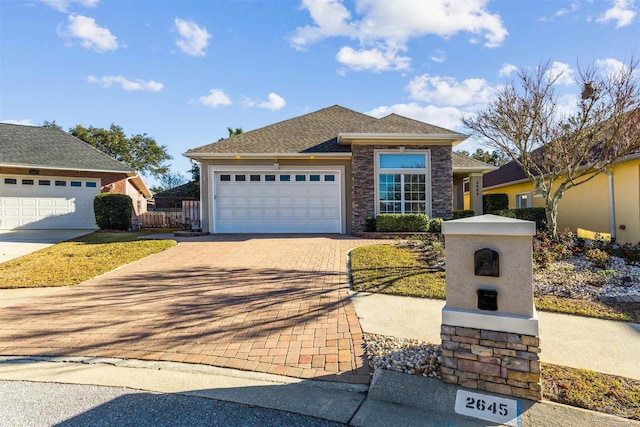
[273,161,280,170]
[399,146,405,152]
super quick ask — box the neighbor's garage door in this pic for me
[214,171,342,233]
[0,175,100,229]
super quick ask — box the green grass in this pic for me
[350,244,639,323]
[0,230,177,289]
[350,245,445,299]
[542,363,640,420]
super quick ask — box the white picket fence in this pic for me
[138,201,200,229]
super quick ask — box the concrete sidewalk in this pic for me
[350,291,640,380]
[0,229,92,264]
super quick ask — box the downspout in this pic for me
[606,171,616,243]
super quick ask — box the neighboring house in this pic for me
[483,152,640,245]
[0,123,151,230]
[184,105,495,234]
[152,182,197,211]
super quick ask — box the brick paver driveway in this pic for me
[0,235,381,384]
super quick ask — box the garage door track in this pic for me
[0,235,380,384]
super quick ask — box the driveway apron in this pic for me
[0,235,381,384]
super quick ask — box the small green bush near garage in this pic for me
[0,231,177,289]
[94,193,133,230]
[375,213,430,232]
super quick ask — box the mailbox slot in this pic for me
[477,289,498,311]
[475,248,499,277]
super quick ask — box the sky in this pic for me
[1,0,639,184]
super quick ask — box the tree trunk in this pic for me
[545,198,560,240]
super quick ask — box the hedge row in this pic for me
[495,207,547,230]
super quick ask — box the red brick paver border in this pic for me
[0,235,381,384]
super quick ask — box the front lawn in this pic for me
[0,231,177,289]
[350,244,639,323]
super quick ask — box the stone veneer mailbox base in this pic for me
[441,215,542,402]
[441,325,542,401]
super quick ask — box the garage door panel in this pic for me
[0,176,99,230]
[215,171,342,233]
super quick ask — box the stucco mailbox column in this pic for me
[440,214,542,401]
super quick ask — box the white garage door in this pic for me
[0,175,100,229]
[214,171,342,233]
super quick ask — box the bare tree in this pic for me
[463,59,640,239]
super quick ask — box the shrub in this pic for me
[585,248,610,269]
[428,218,443,233]
[364,216,377,232]
[452,209,475,219]
[94,193,133,230]
[483,193,509,213]
[376,214,429,232]
[496,208,547,231]
[533,230,553,268]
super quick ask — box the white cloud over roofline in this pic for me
[87,75,164,92]
[174,18,211,57]
[199,89,232,107]
[59,14,119,52]
[597,0,637,28]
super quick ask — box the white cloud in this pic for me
[0,119,35,126]
[367,103,466,131]
[258,93,286,111]
[430,49,446,63]
[290,0,507,72]
[407,74,498,106]
[545,61,575,86]
[539,1,580,22]
[60,14,119,52]
[595,58,628,76]
[199,89,232,107]
[41,0,99,12]
[597,0,637,27]
[87,75,163,92]
[336,46,410,72]
[498,63,518,77]
[174,18,211,57]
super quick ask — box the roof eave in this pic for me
[338,133,469,146]
[183,152,353,160]
[453,166,498,174]
[0,162,134,174]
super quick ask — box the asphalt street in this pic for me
[0,380,345,427]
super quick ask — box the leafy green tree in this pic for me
[151,170,187,193]
[42,120,62,130]
[69,124,171,177]
[228,127,243,137]
[456,148,509,167]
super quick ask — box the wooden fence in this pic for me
[137,201,201,229]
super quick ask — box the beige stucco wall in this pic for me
[198,158,352,234]
[445,234,534,317]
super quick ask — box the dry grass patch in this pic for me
[0,231,177,289]
[542,363,640,420]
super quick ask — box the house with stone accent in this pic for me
[184,105,494,234]
[0,123,151,229]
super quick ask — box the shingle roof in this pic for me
[0,123,134,172]
[451,152,496,169]
[185,105,463,155]
[482,160,529,188]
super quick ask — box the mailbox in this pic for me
[477,289,498,311]
[474,248,499,277]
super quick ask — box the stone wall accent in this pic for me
[440,324,542,401]
[351,144,453,232]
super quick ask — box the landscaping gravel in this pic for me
[363,333,441,378]
[534,255,640,302]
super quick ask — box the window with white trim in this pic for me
[376,151,431,215]
[516,192,531,209]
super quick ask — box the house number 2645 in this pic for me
[465,397,508,416]
[454,390,519,426]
